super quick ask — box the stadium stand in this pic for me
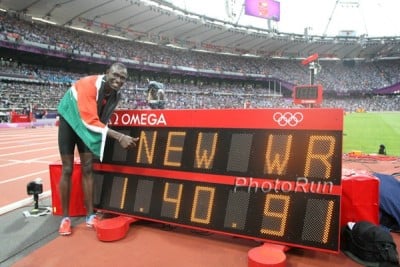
[0,10,399,119]
[0,2,399,267]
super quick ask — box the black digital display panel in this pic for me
[93,109,343,253]
[295,86,318,99]
[293,85,323,105]
[93,172,340,251]
[102,127,342,184]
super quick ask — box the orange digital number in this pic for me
[260,194,290,236]
[190,186,215,224]
[110,176,128,209]
[322,200,335,244]
[162,182,183,218]
[120,177,128,209]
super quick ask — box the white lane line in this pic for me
[0,170,49,184]
[0,140,56,150]
[0,190,51,215]
[0,154,59,167]
[7,159,55,164]
[0,147,57,158]
[0,131,56,137]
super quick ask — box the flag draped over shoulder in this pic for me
[58,75,108,161]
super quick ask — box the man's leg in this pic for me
[80,152,96,226]
[57,116,77,235]
[59,154,74,217]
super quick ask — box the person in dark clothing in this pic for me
[378,144,386,155]
[146,81,165,109]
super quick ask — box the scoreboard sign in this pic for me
[93,108,343,253]
[293,84,323,105]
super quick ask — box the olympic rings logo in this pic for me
[273,112,304,127]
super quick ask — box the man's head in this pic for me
[104,62,128,91]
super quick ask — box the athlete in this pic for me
[57,62,138,235]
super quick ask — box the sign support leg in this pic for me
[248,243,289,267]
[94,214,139,242]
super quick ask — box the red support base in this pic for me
[248,243,289,267]
[95,215,138,242]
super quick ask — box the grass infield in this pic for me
[343,112,400,156]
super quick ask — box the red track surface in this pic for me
[0,127,59,210]
[2,126,399,267]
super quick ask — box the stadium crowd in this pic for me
[0,11,400,118]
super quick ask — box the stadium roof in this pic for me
[1,0,399,60]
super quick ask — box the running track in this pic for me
[3,126,400,267]
[0,127,60,213]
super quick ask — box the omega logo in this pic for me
[109,112,167,126]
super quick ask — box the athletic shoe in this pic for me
[59,217,72,236]
[86,214,97,228]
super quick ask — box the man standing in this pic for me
[57,62,138,235]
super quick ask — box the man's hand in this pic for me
[119,135,139,149]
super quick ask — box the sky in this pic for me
[165,0,400,37]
